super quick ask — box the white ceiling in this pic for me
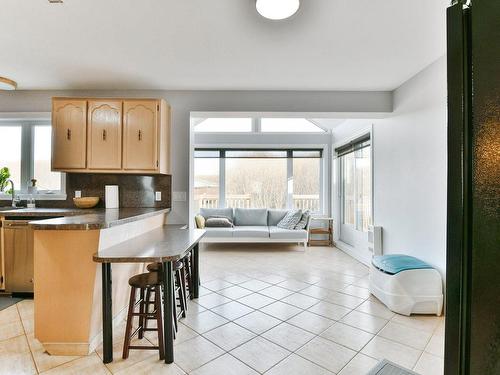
[1,0,448,91]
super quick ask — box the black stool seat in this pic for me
[129,272,160,288]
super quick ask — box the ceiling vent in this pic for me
[48,0,63,3]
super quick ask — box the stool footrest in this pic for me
[128,346,160,350]
[131,312,156,318]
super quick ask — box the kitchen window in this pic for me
[0,123,65,198]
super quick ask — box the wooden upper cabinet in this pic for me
[51,97,170,174]
[52,99,87,169]
[87,100,122,170]
[123,100,158,171]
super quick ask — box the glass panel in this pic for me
[293,157,320,212]
[341,152,355,226]
[340,145,372,231]
[34,126,61,191]
[261,118,325,133]
[194,157,220,211]
[194,150,220,158]
[225,150,287,158]
[355,145,371,231]
[0,126,22,190]
[292,150,321,158]
[194,118,252,132]
[226,158,287,209]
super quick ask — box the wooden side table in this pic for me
[308,217,334,246]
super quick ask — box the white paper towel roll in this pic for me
[105,185,119,209]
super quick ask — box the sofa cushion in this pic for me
[277,209,303,229]
[269,226,308,240]
[268,209,289,226]
[204,227,234,238]
[205,217,233,227]
[233,226,270,238]
[234,208,268,226]
[199,208,234,222]
[295,210,311,230]
[195,214,206,229]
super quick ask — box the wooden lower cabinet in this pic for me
[51,97,171,174]
[2,220,34,293]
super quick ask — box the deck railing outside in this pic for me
[194,194,320,212]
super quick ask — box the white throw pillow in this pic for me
[277,209,303,230]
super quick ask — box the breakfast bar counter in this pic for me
[29,207,174,357]
[93,225,205,364]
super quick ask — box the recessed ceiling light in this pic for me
[256,0,300,20]
[0,77,17,91]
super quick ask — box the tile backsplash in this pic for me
[1,173,172,209]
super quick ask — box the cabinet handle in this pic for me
[102,129,107,141]
[67,129,71,140]
[138,130,142,141]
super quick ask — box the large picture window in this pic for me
[0,123,64,196]
[194,149,323,212]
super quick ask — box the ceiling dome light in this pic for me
[0,76,17,90]
[256,0,300,20]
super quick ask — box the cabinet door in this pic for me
[87,100,122,170]
[123,100,158,171]
[52,99,87,169]
[3,223,33,293]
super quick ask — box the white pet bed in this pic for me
[369,255,443,316]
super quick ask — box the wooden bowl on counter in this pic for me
[73,197,100,209]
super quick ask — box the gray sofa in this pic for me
[197,208,309,247]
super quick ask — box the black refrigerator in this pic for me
[445,1,500,375]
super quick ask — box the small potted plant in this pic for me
[0,167,12,194]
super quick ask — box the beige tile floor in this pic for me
[0,244,445,375]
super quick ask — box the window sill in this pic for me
[0,193,67,201]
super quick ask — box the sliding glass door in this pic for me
[337,136,372,247]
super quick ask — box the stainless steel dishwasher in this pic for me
[2,219,34,293]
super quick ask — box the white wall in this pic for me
[330,57,447,278]
[0,90,391,223]
[374,57,447,276]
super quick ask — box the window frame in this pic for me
[0,121,66,200]
[193,117,327,134]
[194,148,323,212]
[337,134,372,232]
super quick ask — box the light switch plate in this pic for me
[75,190,82,198]
[173,191,187,202]
[155,191,162,201]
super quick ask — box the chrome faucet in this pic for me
[6,179,20,208]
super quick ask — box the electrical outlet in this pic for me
[75,190,82,198]
[155,191,162,201]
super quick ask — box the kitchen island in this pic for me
[0,207,171,356]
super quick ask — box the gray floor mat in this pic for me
[368,359,419,375]
[0,296,23,311]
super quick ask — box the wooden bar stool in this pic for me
[122,272,164,360]
[146,261,187,331]
[183,252,194,300]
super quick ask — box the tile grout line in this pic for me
[16,302,41,375]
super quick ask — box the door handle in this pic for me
[138,130,142,141]
[67,128,71,140]
[102,129,107,141]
